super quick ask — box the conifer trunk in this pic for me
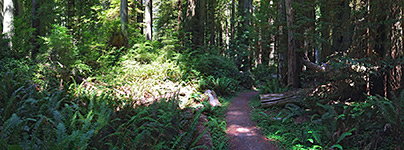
[285,0,298,88]
[145,0,152,41]
[277,0,288,86]
[31,0,40,58]
[121,0,128,34]
[3,0,14,49]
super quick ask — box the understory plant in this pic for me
[251,91,404,149]
[0,57,230,149]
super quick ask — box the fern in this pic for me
[0,114,22,142]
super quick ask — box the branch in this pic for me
[301,56,327,72]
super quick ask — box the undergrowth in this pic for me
[0,56,232,149]
[251,83,404,150]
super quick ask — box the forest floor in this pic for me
[225,91,279,150]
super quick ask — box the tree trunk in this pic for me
[31,0,40,59]
[319,0,331,62]
[199,0,206,46]
[185,0,205,47]
[277,0,288,86]
[145,0,152,41]
[3,0,14,49]
[209,0,215,45]
[230,0,235,47]
[121,0,128,34]
[331,0,352,53]
[285,0,298,88]
[137,0,144,33]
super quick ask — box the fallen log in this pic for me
[260,89,312,108]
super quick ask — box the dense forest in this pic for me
[0,0,403,149]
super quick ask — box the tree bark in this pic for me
[277,0,288,86]
[199,0,206,46]
[121,0,128,34]
[145,0,152,41]
[285,0,298,88]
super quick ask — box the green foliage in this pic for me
[0,58,35,119]
[184,53,239,79]
[200,96,232,150]
[40,25,92,83]
[252,64,276,82]
[11,17,34,59]
[0,74,215,149]
[180,51,242,94]
[199,76,238,96]
[251,88,404,150]
[257,79,288,94]
[251,99,354,149]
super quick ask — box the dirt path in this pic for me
[226,91,278,150]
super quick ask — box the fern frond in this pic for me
[0,114,22,140]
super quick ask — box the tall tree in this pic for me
[121,0,128,34]
[3,0,14,49]
[285,0,298,88]
[145,0,152,40]
[277,0,288,86]
[208,0,215,45]
[330,0,353,53]
[184,0,205,47]
[319,0,332,61]
[230,0,235,46]
[31,0,40,58]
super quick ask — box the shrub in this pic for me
[199,76,239,96]
[182,53,240,79]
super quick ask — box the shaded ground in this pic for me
[226,91,278,150]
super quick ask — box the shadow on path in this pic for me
[226,91,278,150]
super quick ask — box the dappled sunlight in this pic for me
[73,60,203,109]
[226,124,259,136]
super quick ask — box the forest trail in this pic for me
[225,91,278,150]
